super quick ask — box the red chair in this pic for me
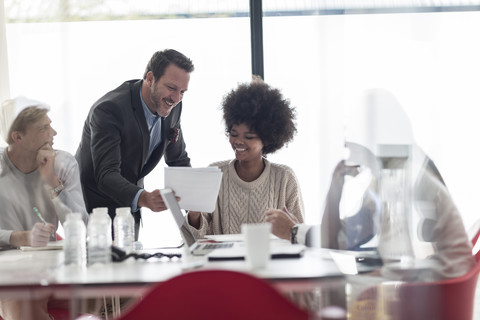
[353,225,480,320]
[114,269,312,320]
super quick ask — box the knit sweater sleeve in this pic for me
[187,211,213,239]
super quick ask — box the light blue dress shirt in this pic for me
[132,88,163,212]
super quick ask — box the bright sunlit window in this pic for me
[3,1,480,246]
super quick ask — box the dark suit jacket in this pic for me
[75,79,191,220]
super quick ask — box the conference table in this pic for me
[0,239,346,319]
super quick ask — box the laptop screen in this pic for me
[160,188,197,248]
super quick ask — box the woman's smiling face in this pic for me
[229,123,264,162]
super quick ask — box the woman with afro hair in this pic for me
[186,76,304,238]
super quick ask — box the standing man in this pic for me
[0,97,88,320]
[76,49,194,239]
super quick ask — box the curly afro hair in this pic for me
[222,76,297,155]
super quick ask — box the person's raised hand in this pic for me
[36,147,59,188]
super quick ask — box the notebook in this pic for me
[160,188,237,256]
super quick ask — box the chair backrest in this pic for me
[352,225,480,320]
[116,269,311,320]
[397,224,480,320]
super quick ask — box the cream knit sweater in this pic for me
[188,158,305,238]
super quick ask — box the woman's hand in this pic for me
[265,206,298,240]
[187,211,201,229]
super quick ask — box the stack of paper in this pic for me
[164,167,223,212]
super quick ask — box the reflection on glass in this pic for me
[322,88,476,318]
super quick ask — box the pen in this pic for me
[33,207,47,224]
[33,207,55,240]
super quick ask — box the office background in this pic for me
[1,0,480,246]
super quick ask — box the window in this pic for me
[3,1,480,245]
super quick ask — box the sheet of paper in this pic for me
[164,167,223,212]
[19,240,64,251]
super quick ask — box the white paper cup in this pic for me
[242,223,272,269]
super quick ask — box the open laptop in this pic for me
[160,188,237,256]
[160,188,305,260]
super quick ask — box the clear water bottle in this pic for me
[92,207,112,238]
[87,207,112,266]
[64,212,87,268]
[92,207,112,241]
[113,207,135,254]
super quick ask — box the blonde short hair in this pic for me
[0,97,50,144]
[7,106,49,144]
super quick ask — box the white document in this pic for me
[19,240,64,251]
[164,167,223,212]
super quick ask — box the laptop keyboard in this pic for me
[201,243,234,250]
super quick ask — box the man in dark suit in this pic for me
[76,49,194,239]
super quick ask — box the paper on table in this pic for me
[19,240,64,251]
[164,167,223,212]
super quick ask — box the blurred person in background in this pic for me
[0,96,88,320]
[268,88,474,281]
[267,89,474,317]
